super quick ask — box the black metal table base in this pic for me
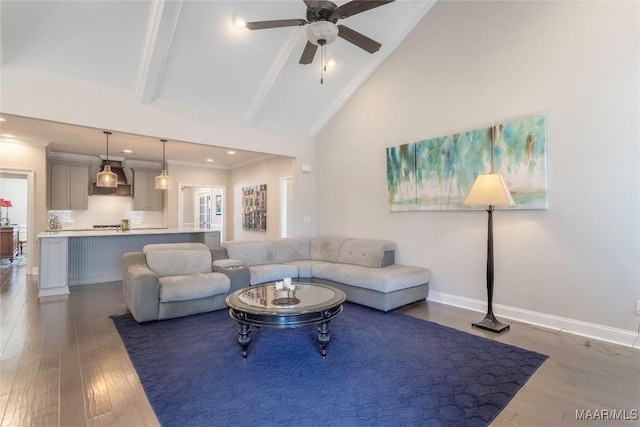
[235,320,334,361]
[238,323,252,360]
[231,307,342,361]
[226,284,345,361]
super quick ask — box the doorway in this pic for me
[178,184,225,242]
[280,176,293,238]
[0,169,35,273]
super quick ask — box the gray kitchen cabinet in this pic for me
[132,169,163,211]
[49,163,89,210]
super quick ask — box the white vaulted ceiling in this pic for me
[0,0,435,164]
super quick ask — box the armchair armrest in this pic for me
[122,252,160,322]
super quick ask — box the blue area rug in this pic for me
[112,303,547,426]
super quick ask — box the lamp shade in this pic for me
[0,199,10,207]
[97,131,118,188]
[154,170,173,190]
[155,139,172,190]
[96,164,118,188]
[464,173,515,207]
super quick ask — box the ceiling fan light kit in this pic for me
[245,0,394,83]
[306,21,338,46]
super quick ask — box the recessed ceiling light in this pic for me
[227,151,236,155]
[2,134,15,138]
[121,149,134,154]
[206,158,214,162]
[0,118,6,122]
[233,17,246,29]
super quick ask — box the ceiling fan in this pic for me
[245,0,395,66]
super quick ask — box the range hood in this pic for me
[91,160,132,196]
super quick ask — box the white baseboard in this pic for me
[427,291,640,349]
[38,286,70,298]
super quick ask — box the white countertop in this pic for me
[38,227,222,238]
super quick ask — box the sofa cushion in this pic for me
[310,237,348,263]
[272,238,311,263]
[159,272,230,303]
[248,264,299,286]
[312,263,430,293]
[144,243,212,277]
[337,239,396,268]
[223,241,277,267]
[285,260,332,279]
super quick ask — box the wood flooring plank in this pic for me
[59,336,88,427]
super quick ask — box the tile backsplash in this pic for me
[49,195,164,229]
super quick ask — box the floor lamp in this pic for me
[464,173,515,333]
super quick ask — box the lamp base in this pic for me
[472,313,510,333]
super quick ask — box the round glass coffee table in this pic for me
[225,282,346,361]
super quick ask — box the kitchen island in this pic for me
[37,227,221,298]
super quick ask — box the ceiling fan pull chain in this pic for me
[320,44,325,84]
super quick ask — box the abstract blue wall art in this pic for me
[386,115,547,211]
[493,115,548,209]
[386,143,418,211]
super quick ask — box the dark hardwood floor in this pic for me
[1,255,639,426]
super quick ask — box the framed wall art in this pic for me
[242,185,267,231]
[387,115,547,211]
[215,195,222,216]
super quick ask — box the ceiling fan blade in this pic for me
[335,0,394,19]
[337,25,381,53]
[246,19,306,30]
[299,41,318,64]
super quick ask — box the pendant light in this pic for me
[155,139,173,190]
[96,131,118,188]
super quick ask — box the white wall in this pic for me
[229,156,295,241]
[0,177,28,225]
[316,1,639,340]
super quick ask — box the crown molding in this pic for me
[48,151,100,163]
[1,138,49,147]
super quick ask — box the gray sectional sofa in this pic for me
[122,238,430,323]
[220,237,430,312]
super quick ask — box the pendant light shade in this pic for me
[96,131,118,188]
[155,139,173,190]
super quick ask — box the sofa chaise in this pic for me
[219,237,430,312]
